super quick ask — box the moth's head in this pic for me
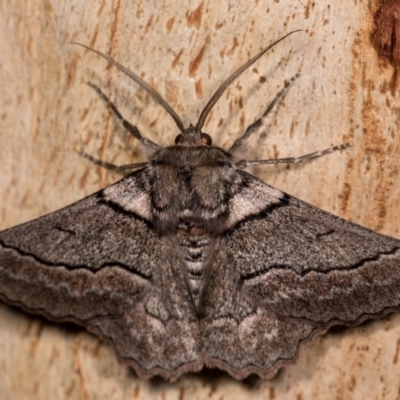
[174,124,212,146]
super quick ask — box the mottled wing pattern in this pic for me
[200,171,400,379]
[0,170,200,380]
[2,167,400,380]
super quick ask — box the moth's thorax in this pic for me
[148,144,240,234]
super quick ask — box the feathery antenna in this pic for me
[71,43,185,132]
[196,30,302,131]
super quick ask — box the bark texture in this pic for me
[1,1,400,399]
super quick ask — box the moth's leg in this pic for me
[87,82,160,150]
[236,142,352,168]
[229,74,300,153]
[78,151,148,173]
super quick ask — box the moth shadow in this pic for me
[0,302,84,335]
[144,366,265,393]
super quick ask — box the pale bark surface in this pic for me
[1,1,400,399]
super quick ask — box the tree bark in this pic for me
[1,0,400,398]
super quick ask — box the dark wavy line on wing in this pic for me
[240,246,400,280]
[0,241,152,280]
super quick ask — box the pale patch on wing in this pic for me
[238,310,280,350]
[103,176,152,222]
[226,180,284,228]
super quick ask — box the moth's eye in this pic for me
[201,133,212,145]
[175,134,184,144]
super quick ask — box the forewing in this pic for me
[0,169,200,381]
[200,171,400,379]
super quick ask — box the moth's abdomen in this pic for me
[177,230,211,307]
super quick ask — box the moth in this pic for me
[1,31,400,382]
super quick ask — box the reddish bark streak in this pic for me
[371,0,400,89]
